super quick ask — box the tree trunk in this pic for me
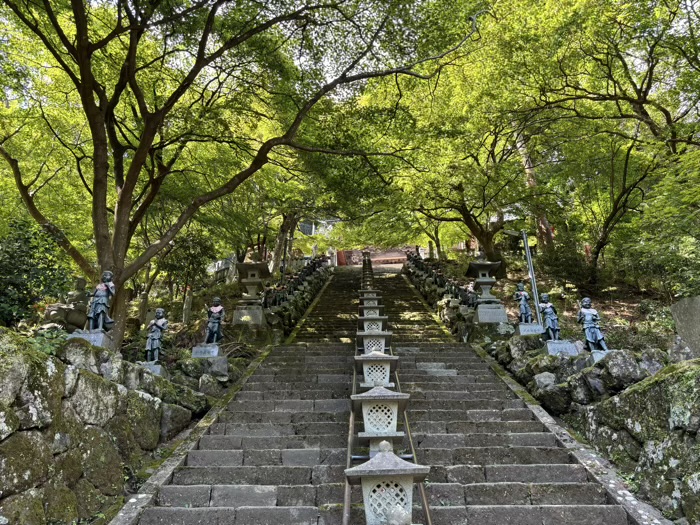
[270,214,298,275]
[110,283,130,351]
[516,132,554,249]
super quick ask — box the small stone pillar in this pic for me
[345,440,429,525]
[355,350,399,389]
[352,386,408,454]
[360,289,380,298]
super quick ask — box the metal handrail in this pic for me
[341,344,359,525]
[392,350,434,525]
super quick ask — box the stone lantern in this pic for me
[352,386,409,455]
[466,259,508,324]
[358,315,389,333]
[345,440,429,525]
[359,304,385,318]
[355,351,399,389]
[357,329,392,354]
[360,295,382,307]
[360,289,380,298]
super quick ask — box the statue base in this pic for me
[66,330,115,351]
[139,361,169,378]
[516,323,544,336]
[474,303,508,324]
[546,340,580,357]
[192,343,221,358]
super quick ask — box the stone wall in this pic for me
[0,331,209,524]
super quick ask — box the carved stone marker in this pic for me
[192,343,220,358]
[66,330,115,351]
[546,340,580,357]
[516,323,544,336]
[233,305,266,326]
[475,304,509,324]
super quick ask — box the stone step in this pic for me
[408,390,518,401]
[157,483,360,508]
[139,506,322,525]
[422,481,607,506]
[402,382,512,393]
[408,408,535,422]
[409,399,525,411]
[171,465,344,486]
[226,399,350,413]
[424,504,628,525]
[220,411,346,424]
[200,421,348,436]
[410,420,546,434]
[235,390,352,400]
[418,446,571,466]
[186,448,345,467]
[414,432,558,448]
[199,434,348,450]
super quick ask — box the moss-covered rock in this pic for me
[53,447,84,488]
[57,338,103,374]
[43,480,79,523]
[69,370,121,426]
[0,488,45,525]
[78,426,123,496]
[0,404,19,441]
[178,358,205,378]
[126,391,162,451]
[15,356,65,430]
[0,430,51,497]
[104,414,142,465]
[160,403,192,441]
[571,359,700,521]
[74,478,105,520]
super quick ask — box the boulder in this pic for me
[104,414,142,463]
[53,447,84,487]
[600,349,645,393]
[160,403,192,441]
[0,404,19,441]
[69,370,121,426]
[0,488,46,525]
[582,367,608,400]
[57,339,102,374]
[179,358,206,378]
[43,481,79,524]
[206,356,229,378]
[529,372,571,415]
[199,373,224,397]
[126,390,162,451]
[0,350,30,406]
[78,426,123,496]
[74,478,105,520]
[15,356,65,430]
[638,348,667,377]
[0,431,51,497]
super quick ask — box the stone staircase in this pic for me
[135,266,633,524]
[400,343,628,524]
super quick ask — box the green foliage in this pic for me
[0,220,72,326]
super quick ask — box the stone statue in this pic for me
[577,297,609,351]
[205,297,225,343]
[539,293,560,341]
[87,271,116,331]
[513,282,533,323]
[44,277,90,332]
[145,308,168,362]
